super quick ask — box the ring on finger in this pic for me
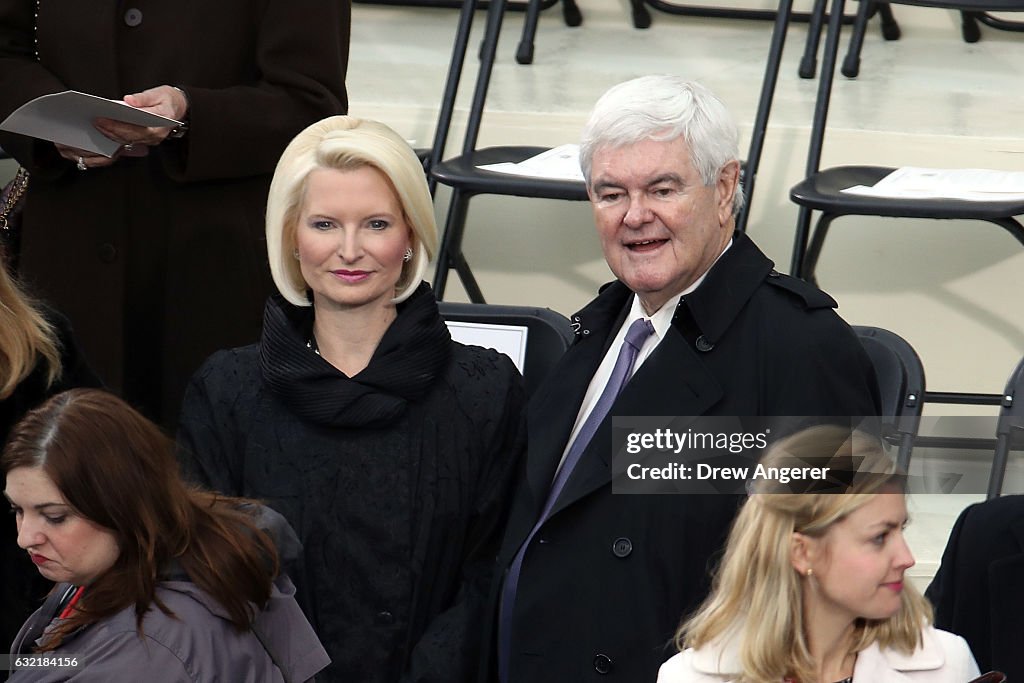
[123,143,134,152]
[76,156,87,171]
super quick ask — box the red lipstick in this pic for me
[331,270,370,283]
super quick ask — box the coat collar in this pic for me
[691,627,947,681]
[569,232,775,348]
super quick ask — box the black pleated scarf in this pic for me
[259,283,452,428]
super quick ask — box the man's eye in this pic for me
[600,192,623,203]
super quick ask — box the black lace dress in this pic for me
[177,284,526,683]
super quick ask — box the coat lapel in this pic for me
[507,285,630,552]
[547,326,724,518]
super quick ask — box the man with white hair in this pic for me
[489,75,882,682]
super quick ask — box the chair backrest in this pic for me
[438,301,573,396]
[853,325,926,469]
[988,355,1024,497]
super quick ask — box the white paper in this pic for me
[444,320,528,374]
[842,167,1024,201]
[0,90,182,157]
[477,143,585,182]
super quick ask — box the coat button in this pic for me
[374,610,394,625]
[611,537,632,558]
[695,335,714,352]
[124,8,143,26]
[97,243,117,263]
[593,653,613,674]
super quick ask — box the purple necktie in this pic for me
[497,317,655,682]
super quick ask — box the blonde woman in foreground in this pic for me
[658,426,979,683]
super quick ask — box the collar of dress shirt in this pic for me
[628,237,733,350]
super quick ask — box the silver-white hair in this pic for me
[580,75,744,216]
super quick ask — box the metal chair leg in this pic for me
[631,0,653,28]
[877,2,900,39]
[562,0,582,26]
[841,0,873,77]
[961,11,982,42]
[799,0,829,78]
[515,0,544,64]
[433,189,472,300]
[802,212,836,285]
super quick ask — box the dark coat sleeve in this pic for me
[403,354,528,683]
[161,0,351,183]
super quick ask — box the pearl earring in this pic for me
[293,249,300,260]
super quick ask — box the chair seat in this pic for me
[432,146,589,200]
[791,165,1024,220]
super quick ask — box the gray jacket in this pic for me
[8,507,329,682]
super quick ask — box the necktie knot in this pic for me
[623,317,655,353]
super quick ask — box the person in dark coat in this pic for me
[491,75,882,683]
[177,117,527,683]
[0,0,350,426]
[0,253,100,649]
[926,494,1024,682]
[3,389,328,682]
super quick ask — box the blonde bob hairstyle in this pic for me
[265,116,438,306]
[677,425,931,683]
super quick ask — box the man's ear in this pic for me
[716,160,741,225]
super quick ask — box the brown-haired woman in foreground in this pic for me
[0,252,99,649]
[3,388,327,681]
[658,426,979,683]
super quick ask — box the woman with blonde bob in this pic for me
[177,116,526,682]
[658,426,979,683]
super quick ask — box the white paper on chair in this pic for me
[477,144,585,182]
[842,167,1024,201]
[444,321,528,374]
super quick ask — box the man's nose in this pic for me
[623,194,653,228]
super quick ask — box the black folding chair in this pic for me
[853,326,925,470]
[788,0,1024,288]
[987,355,1024,498]
[438,301,573,395]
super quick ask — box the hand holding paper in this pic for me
[94,85,189,148]
[0,90,183,157]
